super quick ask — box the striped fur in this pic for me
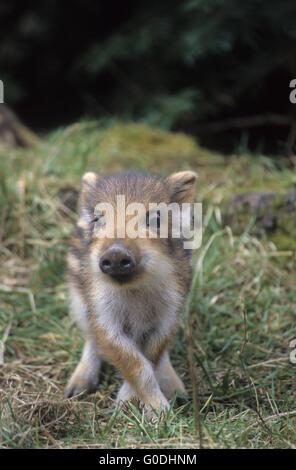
[65,170,197,416]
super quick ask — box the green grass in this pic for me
[0,120,295,448]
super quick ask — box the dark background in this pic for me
[1,0,296,155]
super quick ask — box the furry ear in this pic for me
[81,171,99,187]
[165,170,198,203]
[78,171,100,219]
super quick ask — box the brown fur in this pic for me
[65,170,197,416]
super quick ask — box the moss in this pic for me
[269,231,296,251]
[270,207,296,251]
[90,121,224,173]
[223,190,296,251]
[259,193,296,250]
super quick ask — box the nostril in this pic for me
[120,258,132,268]
[102,259,111,268]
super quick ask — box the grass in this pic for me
[0,120,296,448]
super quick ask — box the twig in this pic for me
[188,318,203,449]
[197,114,290,134]
[238,299,274,436]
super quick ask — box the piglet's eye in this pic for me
[146,211,161,228]
[91,210,106,228]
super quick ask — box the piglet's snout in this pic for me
[99,244,136,276]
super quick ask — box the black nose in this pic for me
[99,244,136,276]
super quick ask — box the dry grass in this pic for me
[0,120,296,448]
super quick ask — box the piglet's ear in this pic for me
[78,171,100,218]
[82,171,99,187]
[165,170,198,203]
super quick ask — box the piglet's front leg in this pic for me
[93,324,169,415]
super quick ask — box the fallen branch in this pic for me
[197,114,290,134]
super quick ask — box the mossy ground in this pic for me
[0,121,295,448]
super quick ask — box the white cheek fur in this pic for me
[68,285,89,334]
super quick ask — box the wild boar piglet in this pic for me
[65,170,198,416]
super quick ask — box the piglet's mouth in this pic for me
[108,272,138,285]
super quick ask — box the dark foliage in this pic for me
[0,0,296,153]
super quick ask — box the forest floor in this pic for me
[0,121,295,448]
